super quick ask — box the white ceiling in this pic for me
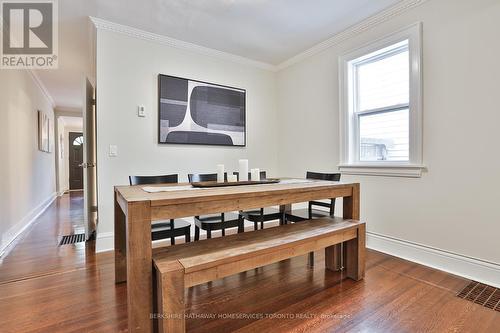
[36,0,403,109]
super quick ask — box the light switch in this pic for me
[109,145,118,157]
[138,105,146,117]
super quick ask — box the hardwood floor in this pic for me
[0,191,88,284]
[0,192,498,332]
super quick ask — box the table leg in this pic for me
[279,203,291,225]
[340,183,361,271]
[127,201,153,332]
[325,245,338,271]
[114,192,127,283]
[343,183,360,220]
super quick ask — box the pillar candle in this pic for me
[238,159,248,181]
[251,168,260,181]
[227,174,237,182]
[217,164,225,183]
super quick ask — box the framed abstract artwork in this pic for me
[158,74,246,146]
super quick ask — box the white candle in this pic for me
[238,159,248,181]
[251,168,260,181]
[217,164,225,183]
[227,174,237,182]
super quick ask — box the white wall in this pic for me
[277,0,500,273]
[0,70,56,255]
[95,30,279,251]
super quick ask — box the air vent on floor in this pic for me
[59,233,86,246]
[457,281,500,312]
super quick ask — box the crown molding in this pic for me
[89,16,276,72]
[276,0,429,70]
[28,70,56,108]
[89,0,429,73]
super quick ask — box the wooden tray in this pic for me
[191,178,280,188]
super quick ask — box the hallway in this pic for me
[0,193,499,332]
[0,192,88,284]
[0,192,128,332]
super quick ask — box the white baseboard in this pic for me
[57,188,69,196]
[367,232,500,288]
[0,192,57,257]
[96,232,114,253]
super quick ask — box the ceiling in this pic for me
[36,0,403,109]
[60,116,83,129]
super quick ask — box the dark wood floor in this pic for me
[0,193,498,333]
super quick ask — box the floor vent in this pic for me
[457,281,500,312]
[59,233,86,246]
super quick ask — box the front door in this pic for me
[69,132,84,190]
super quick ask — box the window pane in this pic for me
[359,109,409,161]
[357,48,409,111]
[72,136,84,146]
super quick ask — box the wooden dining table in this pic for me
[114,179,360,332]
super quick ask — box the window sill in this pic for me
[338,163,426,178]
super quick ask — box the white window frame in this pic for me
[338,22,424,177]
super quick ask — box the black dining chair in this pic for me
[285,171,341,223]
[188,173,244,240]
[129,174,191,245]
[285,171,341,266]
[234,171,285,230]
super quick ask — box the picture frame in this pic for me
[158,74,246,147]
[38,110,51,153]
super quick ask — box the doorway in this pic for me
[53,78,97,243]
[69,132,84,190]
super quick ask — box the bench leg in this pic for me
[344,224,366,281]
[157,262,186,333]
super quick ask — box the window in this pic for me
[339,23,424,177]
[72,136,84,146]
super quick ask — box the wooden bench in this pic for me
[153,217,365,332]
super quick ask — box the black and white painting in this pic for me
[158,74,246,146]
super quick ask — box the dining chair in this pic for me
[129,174,191,245]
[234,171,285,230]
[188,173,244,240]
[285,171,341,266]
[285,171,341,223]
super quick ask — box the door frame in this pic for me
[83,77,97,240]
